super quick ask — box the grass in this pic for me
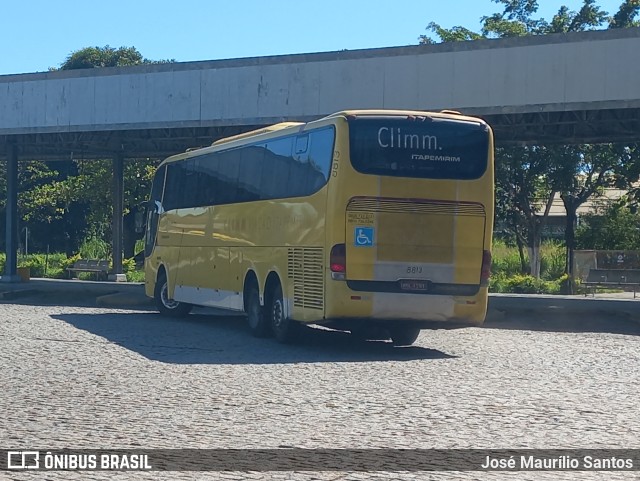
[126,270,146,282]
[491,240,566,280]
[0,252,145,283]
[490,240,570,294]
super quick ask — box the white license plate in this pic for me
[399,280,430,292]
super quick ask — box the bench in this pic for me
[66,259,110,281]
[583,268,640,298]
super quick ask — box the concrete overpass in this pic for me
[1,27,639,280]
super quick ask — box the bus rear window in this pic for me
[348,117,489,180]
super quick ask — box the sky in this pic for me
[0,0,627,75]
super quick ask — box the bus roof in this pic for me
[321,109,488,125]
[159,109,489,166]
[211,122,304,146]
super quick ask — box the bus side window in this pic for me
[238,145,266,202]
[295,135,309,157]
[263,137,294,199]
[216,149,241,205]
[183,159,200,208]
[308,128,335,181]
[164,162,187,210]
[151,165,166,206]
[194,155,217,207]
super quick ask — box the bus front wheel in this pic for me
[389,326,421,346]
[268,284,299,343]
[154,273,192,317]
[246,285,271,337]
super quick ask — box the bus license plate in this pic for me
[399,280,430,292]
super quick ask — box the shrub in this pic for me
[1,251,143,282]
[495,274,562,294]
[122,257,136,273]
[504,274,543,294]
[16,253,77,279]
[60,254,81,271]
[492,251,524,278]
[79,236,110,259]
[491,239,569,282]
[126,270,145,282]
[491,239,528,277]
[540,241,566,280]
[489,273,509,293]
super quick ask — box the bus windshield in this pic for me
[348,116,489,180]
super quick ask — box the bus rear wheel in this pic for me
[246,285,271,337]
[154,272,192,317]
[389,326,421,346]
[268,284,299,343]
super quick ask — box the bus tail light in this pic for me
[480,250,491,286]
[330,244,346,280]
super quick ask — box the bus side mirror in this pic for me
[139,199,164,214]
[134,210,145,234]
[152,200,165,214]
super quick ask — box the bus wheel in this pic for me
[268,284,298,343]
[246,285,270,338]
[389,326,421,346]
[154,272,192,317]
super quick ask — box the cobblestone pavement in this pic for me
[1,301,639,481]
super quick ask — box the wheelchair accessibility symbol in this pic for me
[354,227,375,247]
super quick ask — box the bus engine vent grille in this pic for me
[287,248,324,310]
[347,197,486,216]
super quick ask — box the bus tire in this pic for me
[154,272,192,318]
[268,284,298,343]
[389,326,421,346]
[246,285,271,337]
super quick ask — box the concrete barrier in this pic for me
[487,293,639,323]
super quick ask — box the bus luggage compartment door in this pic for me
[345,197,486,295]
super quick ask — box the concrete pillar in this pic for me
[110,152,125,281]
[1,142,21,282]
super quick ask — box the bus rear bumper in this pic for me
[321,288,489,329]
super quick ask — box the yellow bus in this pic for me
[144,109,494,345]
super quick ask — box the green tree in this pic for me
[419,0,637,44]
[609,0,640,28]
[49,46,169,257]
[36,158,158,258]
[552,144,640,292]
[0,160,89,254]
[495,164,529,273]
[60,46,143,70]
[54,45,174,70]
[420,23,484,43]
[495,145,560,277]
[576,198,640,250]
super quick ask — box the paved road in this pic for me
[1,301,639,480]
